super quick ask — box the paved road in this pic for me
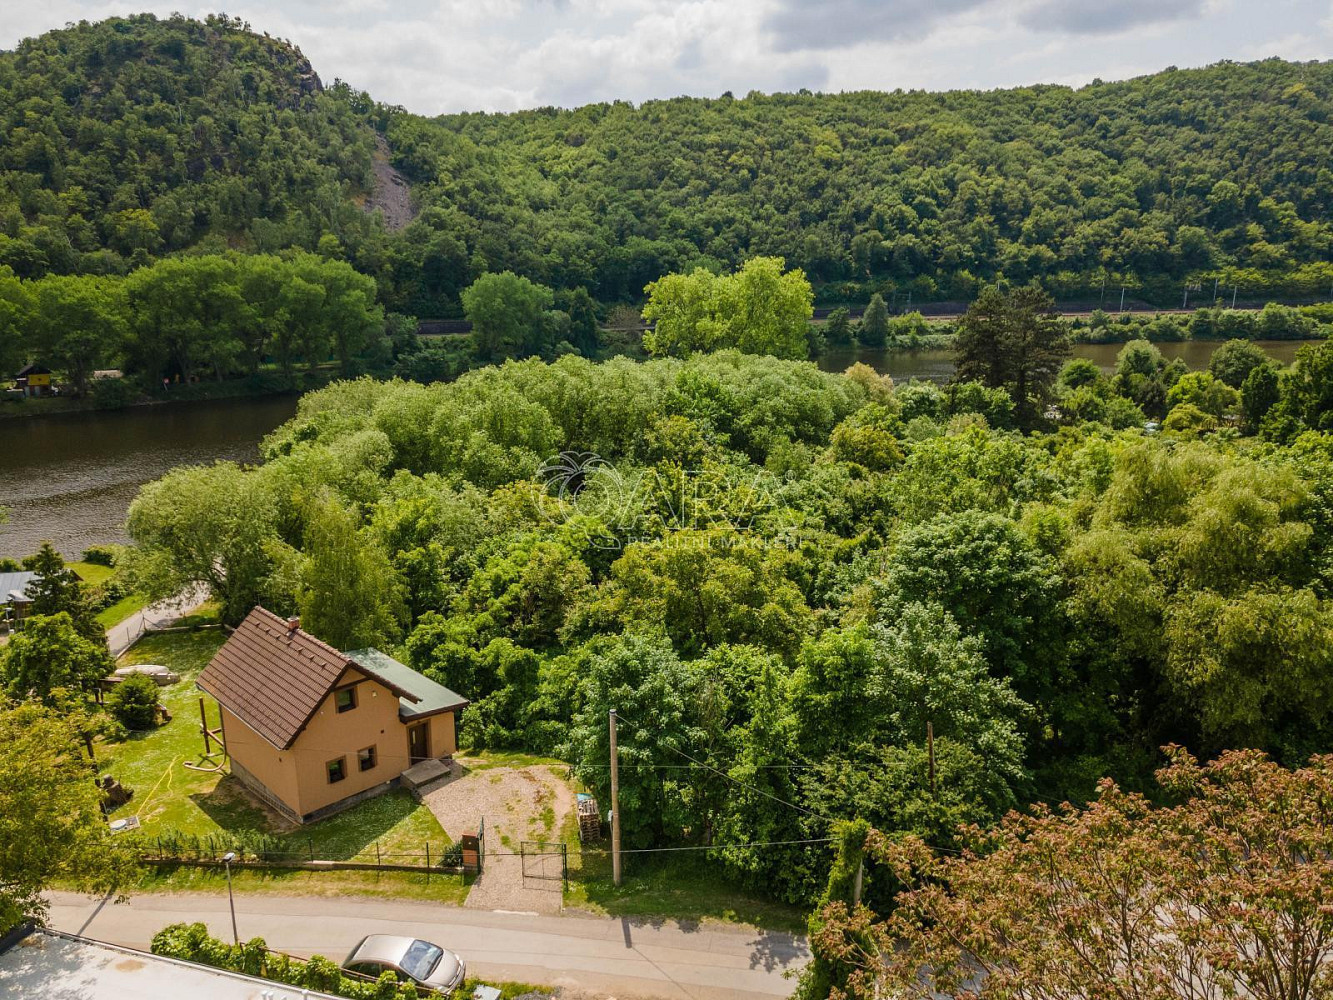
[107,585,209,657]
[44,891,809,1000]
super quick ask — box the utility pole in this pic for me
[222,852,239,945]
[1213,277,1219,303]
[1182,284,1189,310]
[927,722,937,796]
[1100,274,1106,307]
[609,708,622,886]
[1119,286,1126,313]
[1232,285,1238,309]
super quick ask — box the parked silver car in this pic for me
[343,934,466,994]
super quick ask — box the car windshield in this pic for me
[400,940,444,980]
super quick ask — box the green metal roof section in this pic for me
[344,648,469,720]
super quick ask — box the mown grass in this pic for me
[553,776,807,931]
[68,560,116,586]
[563,842,807,933]
[459,749,568,770]
[95,591,152,628]
[126,863,472,904]
[101,630,460,900]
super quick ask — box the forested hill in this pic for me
[0,14,379,277]
[3,14,1333,315]
[394,60,1333,307]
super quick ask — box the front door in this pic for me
[408,722,429,763]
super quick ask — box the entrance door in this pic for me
[408,722,429,763]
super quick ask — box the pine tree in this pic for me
[954,284,1069,429]
[857,294,889,348]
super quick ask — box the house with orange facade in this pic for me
[197,606,468,824]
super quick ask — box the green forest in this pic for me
[3,13,1333,322]
[117,303,1333,907]
[5,13,1333,988]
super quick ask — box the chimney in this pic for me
[286,616,300,632]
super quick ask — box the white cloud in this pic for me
[0,0,1329,113]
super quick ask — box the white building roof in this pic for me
[0,927,345,1000]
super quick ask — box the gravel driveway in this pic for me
[418,759,576,914]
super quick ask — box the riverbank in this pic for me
[818,337,1316,381]
[0,370,335,421]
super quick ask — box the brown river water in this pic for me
[0,339,1311,561]
[0,396,297,561]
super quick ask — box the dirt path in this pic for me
[418,759,576,914]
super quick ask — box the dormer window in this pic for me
[335,686,357,713]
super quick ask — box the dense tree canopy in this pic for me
[4,15,1333,318]
[641,257,813,359]
[122,343,1333,908]
[0,703,136,930]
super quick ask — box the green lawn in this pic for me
[564,845,807,932]
[554,777,807,931]
[95,591,152,628]
[68,561,116,586]
[65,559,153,628]
[102,631,465,902]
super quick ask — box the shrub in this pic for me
[151,922,426,999]
[91,376,140,410]
[81,545,122,567]
[107,672,159,730]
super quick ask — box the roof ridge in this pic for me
[199,606,357,750]
[248,605,352,666]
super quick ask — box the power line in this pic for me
[485,837,837,858]
[611,709,834,821]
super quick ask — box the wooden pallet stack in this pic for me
[577,795,601,842]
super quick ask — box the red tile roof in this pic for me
[197,607,417,750]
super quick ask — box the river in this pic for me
[817,338,1309,381]
[0,339,1314,562]
[0,396,297,561]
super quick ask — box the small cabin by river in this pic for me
[197,607,468,824]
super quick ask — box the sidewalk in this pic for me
[107,585,209,657]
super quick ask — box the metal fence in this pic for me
[118,829,467,879]
[520,840,568,891]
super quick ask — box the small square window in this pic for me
[358,745,377,772]
[335,687,357,713]
[327,757,346,784]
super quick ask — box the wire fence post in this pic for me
[307,837,314,863]
[425,841,430,883]
[375,840,381,871]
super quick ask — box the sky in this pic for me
[2,0,1332,115]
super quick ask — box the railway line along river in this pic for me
[0,338,1311,561]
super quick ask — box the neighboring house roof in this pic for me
[0,571,37,606]
[0,927,344,1000]
[346,647,469,720]
[198,606,464,751]
[14,364,50,377]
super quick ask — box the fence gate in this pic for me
[520,840,567,891]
